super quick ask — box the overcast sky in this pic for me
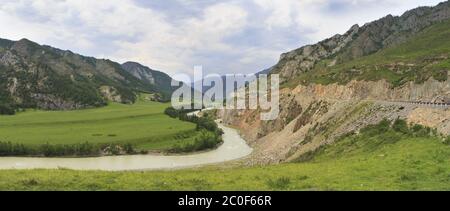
[0,0,443,78]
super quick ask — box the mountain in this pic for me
[222,1,450,165]
[121,62,175,101]
[0,38,173,114]
[191,67,273,101]
[255,67,273,77]
[273,1,450,84]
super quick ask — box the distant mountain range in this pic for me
[190,67,273,100]
[2,1,449,116]
[0,38,175,114]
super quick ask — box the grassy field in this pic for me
[0,100,199,151]
[1,121,448,191]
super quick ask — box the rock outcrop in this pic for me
[222,1,450,165]
[122,62,156,85]
[222,78,450,164]
[273,1,450,82]
[121,61,175,101]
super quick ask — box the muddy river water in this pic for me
[0,121,252,171]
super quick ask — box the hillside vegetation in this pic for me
[229,2,450,167]
[0,99,216,156]
[0,38,175,115]
[1,120,448,190]
[283,19,450,88]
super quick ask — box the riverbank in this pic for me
[0,102,202,156]
[0,122,253,171]
[0,133,448,190]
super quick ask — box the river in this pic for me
[0,121,252,171]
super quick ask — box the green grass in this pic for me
[0,100,199,151]
[283,19,450,88]
[1,121,448,191]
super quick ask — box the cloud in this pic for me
[112,2,249,75]
[252,0,443,43]
[0,0,444,79]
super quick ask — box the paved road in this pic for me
[386,100,450,109]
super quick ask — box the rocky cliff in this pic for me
[222,1,450,165]
[223,78,449,164]
[274,1,450,82]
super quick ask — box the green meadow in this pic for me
[1,120,449,191]
[0,100,199,151]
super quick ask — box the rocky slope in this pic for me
[222,1,450,165]
[274,1,450,82]
[0,38,174,114]
[121,62,175,101]
[223,79,449,164]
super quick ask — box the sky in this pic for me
[0,0,444,79]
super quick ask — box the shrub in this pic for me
[187,179,212,191]
[0,141,137,157]
[0,142,32,156]
[21,179,39,186]
[392,119,409,134]
[123,143,135,154]
[266,177,291,190]
[164,106,224,153]
[378,131,402,144]
[0,103,15,115]
[298,175,309,181]
[295,146,324,162]
[444,136,450,145]
[360,119,391,136]
[169,130,223,153]
[411,124,431,137]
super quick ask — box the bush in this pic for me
[410,124,431,137]
[378,131,402,144]
[444,136,450,145]
[0,142,32,156]
[40,142,99,157]
[360,119,391,136]
[0,103,15,115]
[0,141,137,157]
[392,119,409,134]
[266,177,291,190]
[164,106,224,153]
[123,143,135,154]
[169,130,223,153]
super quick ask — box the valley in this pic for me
[0,120,252,171]
[0,98,222,156]
[0,1,449,192]
[0,120,448,190]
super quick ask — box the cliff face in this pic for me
[121,62,175,101]
[122,62,157,85]
[223,79,449,164]
[222,2,450,164]
[290,78,450,103]
[273,1,450,82]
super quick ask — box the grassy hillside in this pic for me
[1,121,448,191]
[0,38,174,114]
[283,20,450,88]
[0,99,205,154]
